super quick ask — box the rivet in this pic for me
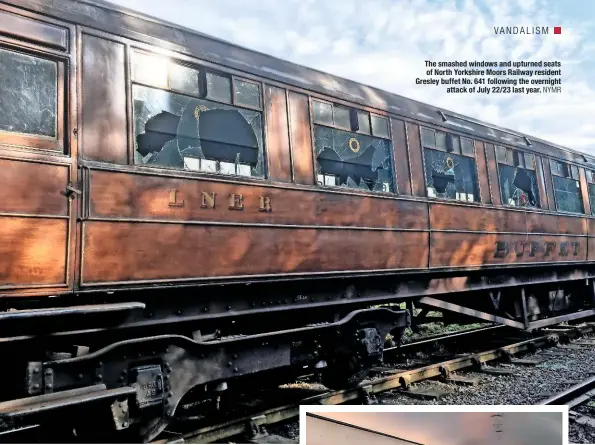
[227,305,232,310]
[176,310,182,315]
[97,374,103,379]
[227,362,232,367]
[122,422,128,428]
[78,373,83,380]
[33,384,40,389]
[46,383,53,390]
[233,367,238,373]
[45,369,53,375]
[233,354,238,359]
[33,368,40,374]
[168,391,173,397]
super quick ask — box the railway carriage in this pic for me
[0,0,594,441]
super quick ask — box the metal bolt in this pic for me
[227,305,232,310]
[122,422,128,428]
[33,368,40,374]
[33,384,40,390]
[168,391,173,397]
[233,354,238,359]
[78,373,83,380]
[97,374,103,380]
[176,310,182,315]
[46,383,53,390]
[233,367,238,373]
[227,362,232,367]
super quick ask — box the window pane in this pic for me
[313,124,395,193]
[234,79,261,108]
[496,146,507,164]
[206,72,231,103]
[550,160,560,176]
[553,176,584,214]
[333,105,350,129]
[571,165,580,180]
[357,111,370,134]
[524,153,535,170]
[169,63,199,96]
[371,115,389,138]
[423,148,479,202]
[448,134,461,154]
[133,84,264,178]
[505,148,514,165]
[498,164,540,208]
[420,127,435,148]
[0,48,57,137]
[133,52,168,88]
[435,132,446,151]
[587,170,594,184]
[461,138,474,157]
[313,100,333,125]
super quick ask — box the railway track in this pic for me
[153,322,595,444]
[539,349,595,442]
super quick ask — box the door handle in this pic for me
[63,183,82,199]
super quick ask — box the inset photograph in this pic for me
[304,409,564,445]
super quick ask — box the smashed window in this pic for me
[132,51,264,178]
[0,48,57,137]
[496,146,540,208]
[312,100,394,193]
[421,127,479,202]
[550,159,584,214]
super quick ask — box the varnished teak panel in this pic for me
[82,222,429,283]
[390,118,411,195]
[88,169,429,229]
[0,216,67,286]
[405,123,425,197]
[0,9,68,50]
[483,143,501,206]
[535,157,549,210]
[0,158,69,215]
[431,233,587,267]
[264,86,291,182]
[474,141,491,204]
[81,34,128,164]
[430,203,587,235]
[287,92,314,185]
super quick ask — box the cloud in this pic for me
[108,0,595,153]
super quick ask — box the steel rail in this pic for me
[539,375,595,407]
[157,323,595,444]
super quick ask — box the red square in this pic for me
[554,26,562,34]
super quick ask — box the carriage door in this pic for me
[0,8,78,296]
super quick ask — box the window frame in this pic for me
[0,44,66,153]
[130,48,266,179]
[310,98,391,140]
[494,145,541,209]
[549,158,585,215]
[309,97,395,194]
[419,125,481,204]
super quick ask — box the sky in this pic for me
[307,412,562,445]
[106,0,595,154]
